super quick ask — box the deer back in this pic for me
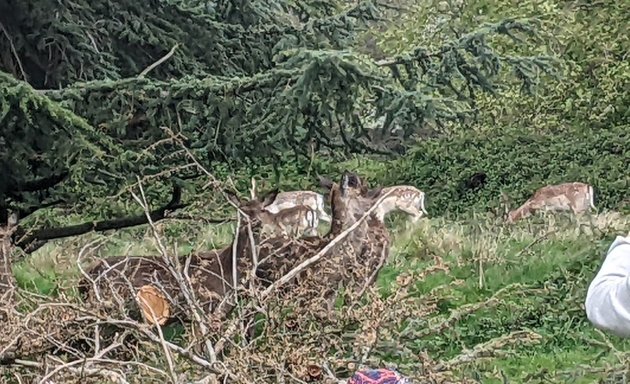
[274,205,315,225]
[264,191,320,213]
[260,204,316,236]
[528,183,590,210]
[375,186,425,215]
[508,182,593,222]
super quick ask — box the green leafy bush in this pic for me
[364,124,629,216]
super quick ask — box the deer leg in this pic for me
[277,223,290,237]
[399,205,423,224]
[293,224,302,238]
[316,198,332,223]
[312,212,320,230]
[304,226,315,237]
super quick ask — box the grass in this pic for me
[10,210,630,382]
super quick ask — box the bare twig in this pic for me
[0,21,27,81]
[130,178,217,363]
[138,44,179,78]
[76,238,108,302]
[37,337,129,384]
[231,212,242,307]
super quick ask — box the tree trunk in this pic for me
[0,238,16,296]
[0,226,18,366]
[0,217,17,301]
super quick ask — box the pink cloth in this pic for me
[348,368,410,384]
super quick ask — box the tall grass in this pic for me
[11,210,630,382]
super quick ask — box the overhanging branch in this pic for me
[13,185,186,254]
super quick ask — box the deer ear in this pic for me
[329,183,341,213]
[317,174,335,191]
[7,210,18,228]
[340,171,363,195]
[225,190,243,206]
[340,172,351,194]
[261,188,280,207]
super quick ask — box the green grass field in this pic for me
[10,210,630,382]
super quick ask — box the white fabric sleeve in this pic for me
[585,235,630,337]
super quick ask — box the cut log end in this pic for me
[136,285,171,326]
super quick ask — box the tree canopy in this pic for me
[0,0,558,251]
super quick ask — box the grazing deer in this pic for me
[372,185,428,223]
[259,204,319,238]
[505,182,596,223]
[251,178,332,224]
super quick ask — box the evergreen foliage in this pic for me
[335,0,629,216]
[0,71,125,222]
[0,0,557,248]
[377,123,629,215]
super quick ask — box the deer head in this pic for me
[224,188,280,225]
[322,171,383,236]
[318,171,381,200]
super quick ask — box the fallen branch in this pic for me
[13,185,186,254]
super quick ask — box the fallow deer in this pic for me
[78,188,281,326]
[371,185,428,224]
[505,182,596,223]
[259,204,319,238]
[251,178,332,223]
[252,172,392,313]
[78,171,390,328]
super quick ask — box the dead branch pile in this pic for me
[1,258,468,384]
[0,173,482,383]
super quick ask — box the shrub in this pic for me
[376,124,629,216]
